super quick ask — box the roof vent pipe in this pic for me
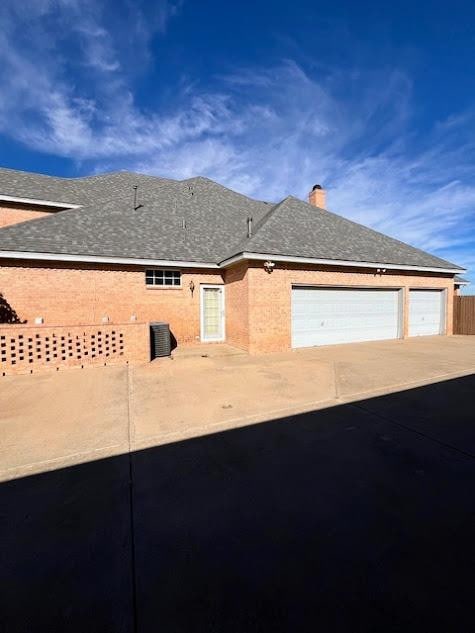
[247,216,253,238]
[133,185,143,210]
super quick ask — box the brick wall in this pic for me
[244,262,455,353]
[0,203,58,228]
[0,257,456,356]
[0,322,149,375]
[0,259,224,346]
[223,262,249,350]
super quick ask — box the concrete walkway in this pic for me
[1,335,474,481]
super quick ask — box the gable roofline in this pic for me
[0,194,81,209]
[0,248,465,274]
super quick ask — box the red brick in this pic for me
[0,203,57,228]
[0,258,456,358]
[0,259,223,345]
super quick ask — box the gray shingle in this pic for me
[0,168,176,206]
[236,196,461,269]
[0,167,463,271]
[0,169,271,262]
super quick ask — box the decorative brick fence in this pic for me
[0,322,150,376]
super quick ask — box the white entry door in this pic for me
[409,289,445,336]
[291,286,401,348]
[201,285,225,342]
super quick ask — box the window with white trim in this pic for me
[145,269,181,287]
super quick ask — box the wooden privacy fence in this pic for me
[454,296,475,335]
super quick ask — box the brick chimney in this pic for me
[308,184,326,209]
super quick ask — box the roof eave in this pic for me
[0,194,81,209]
[219,251,465,275]
[0,250,219,269]
[0,248,465,275]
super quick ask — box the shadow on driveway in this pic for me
[1,375,475,632]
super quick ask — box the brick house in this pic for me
[0,167,466,355]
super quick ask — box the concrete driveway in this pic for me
[2,371,475,632]
[1,335,475,480]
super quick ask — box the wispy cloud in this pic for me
[0,0,184,155]
[0,1,473,280]
[139,64,475,276]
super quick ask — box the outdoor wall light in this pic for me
[264,260,275,274]
[189,280,195,296]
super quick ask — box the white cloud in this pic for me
[0,0,186,156]
[0,1,473,280]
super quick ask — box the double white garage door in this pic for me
[291,287,445,348]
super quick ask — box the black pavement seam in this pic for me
[350,401,475,461]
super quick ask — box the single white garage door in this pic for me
[409,290,445,337]
[291,287,401,348]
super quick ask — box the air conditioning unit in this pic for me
[150,322,171,359]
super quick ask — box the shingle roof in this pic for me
[0,167,464,271]
[454,276,469,284]
[0,170,271,262]
[232,196,461,269]
[0,168,176,206]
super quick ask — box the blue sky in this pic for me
[0,0,474,284]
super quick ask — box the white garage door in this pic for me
[409,290,445,337]
[291,287,401,348]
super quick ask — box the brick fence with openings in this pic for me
[0,322,150,376]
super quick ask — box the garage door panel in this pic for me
[292,324,398,348]
[409,290,444,337]
[291,287,400,348]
